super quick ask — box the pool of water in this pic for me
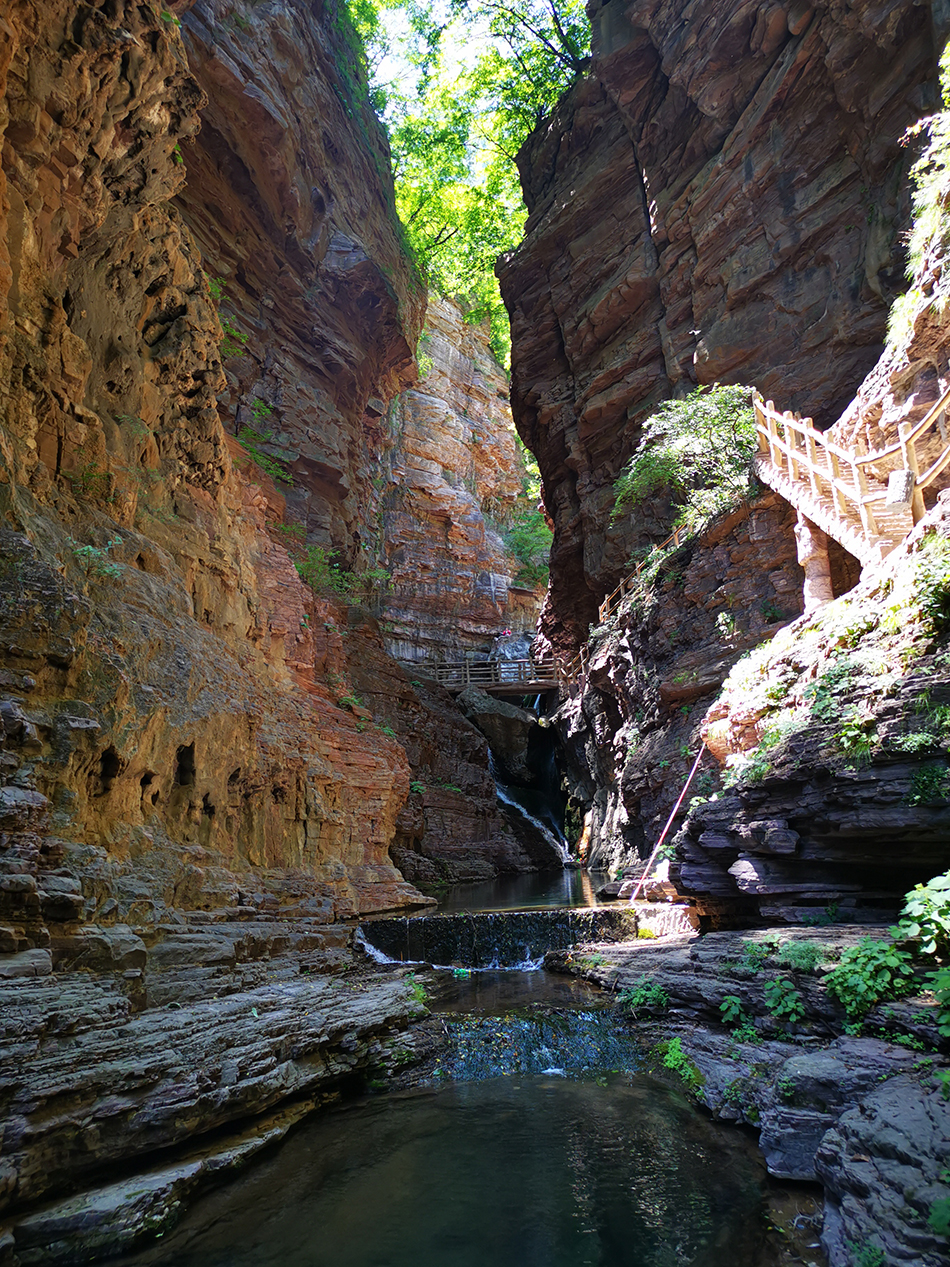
[119,1075,769,1267]
[426,966,604,1014]
[419,869,610,913]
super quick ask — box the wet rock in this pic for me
[817,1075,950,1267]
[457,687,537,783]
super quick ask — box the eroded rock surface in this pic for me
[378,296,543,664]
[500,0,935,646]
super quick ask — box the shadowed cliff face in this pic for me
[499,0,936,647]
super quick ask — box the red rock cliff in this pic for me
[499,0,936,647]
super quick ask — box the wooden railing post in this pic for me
[852,460,878,536]
[787,416,801,481]
[899,419,927,524]
[754,394,768,454]
[826,447,846,515]
[802,419,820,496]
[766,401,780,468]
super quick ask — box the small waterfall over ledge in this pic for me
[490,751,570,865]
[357,907,639,968]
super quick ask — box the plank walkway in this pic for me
[422,657,558,696]
[753,387,950,567]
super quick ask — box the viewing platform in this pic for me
[427,657,558,696]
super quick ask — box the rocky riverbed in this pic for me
[543,925,950,1267]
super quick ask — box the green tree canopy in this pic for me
[347,0,591,363]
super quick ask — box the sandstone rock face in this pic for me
[378,296,543,664]
[499,0,936,646]
[673,500,950,921]
[176,0,425,560]
[0,0,537,1238]
[554,493,804,878]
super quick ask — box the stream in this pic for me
[117,878,777,1267]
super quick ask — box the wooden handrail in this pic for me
[754,388,950,535]
[431,656,557,690]
[756,384,950,473]
[598,524,688,623]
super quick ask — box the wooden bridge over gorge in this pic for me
[429,656,558,696]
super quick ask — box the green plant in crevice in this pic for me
[656,1035,704,1093]
[220,316,250,358]
[833,711,878,766]
[237,424,294,485]
[276,522,306,543]
[825,938,916,1021]
[773,940,827,973]
[294,545,390,605]
[893,870,950,955]
[719,995,755,1040]
[65,461,114,502]
[804,655,854,723]
[721,712,805,789]
[887,42,950,350]
[618,978,669,1017]
[70,536,123,579]
[910,533,950,636]
[763,978,805,1025]
[929,1170,950,1238]
[905,762,950,805]
[404,972,428,1007]
[611,384,756,535]
[845,1241,887,1267]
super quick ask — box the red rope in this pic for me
[629,745,707,904]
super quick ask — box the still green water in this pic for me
[124,1073,768,1267]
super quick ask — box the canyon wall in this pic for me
[499,0,950,905]
[376,294,543,665]
[0,0,558,1239]
[499,0,936,648]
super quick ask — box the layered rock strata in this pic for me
[0,0,554,1245]
[377,296,543,664]
[676,500,950,922]
[499,0,936,647]
[555,492,805,879]
[176,0,424,559]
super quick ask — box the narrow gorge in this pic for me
[2,1,950,1265]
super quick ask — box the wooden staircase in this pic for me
[753,387,950,568]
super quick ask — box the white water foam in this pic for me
[355,929,546,973]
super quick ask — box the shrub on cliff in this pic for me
[500,502,552,586]
[295,545,390,604]
[611,385,756,535]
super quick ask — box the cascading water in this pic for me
[489,750,570,864]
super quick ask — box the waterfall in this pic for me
[489,751,570,864]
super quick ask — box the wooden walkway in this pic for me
[428,657,558,696]
[753,387,950,567]
[554,384,950,690]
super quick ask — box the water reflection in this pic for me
[426,967,604,1015]
[421,869,608,914]
[118,1076,768,1267]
